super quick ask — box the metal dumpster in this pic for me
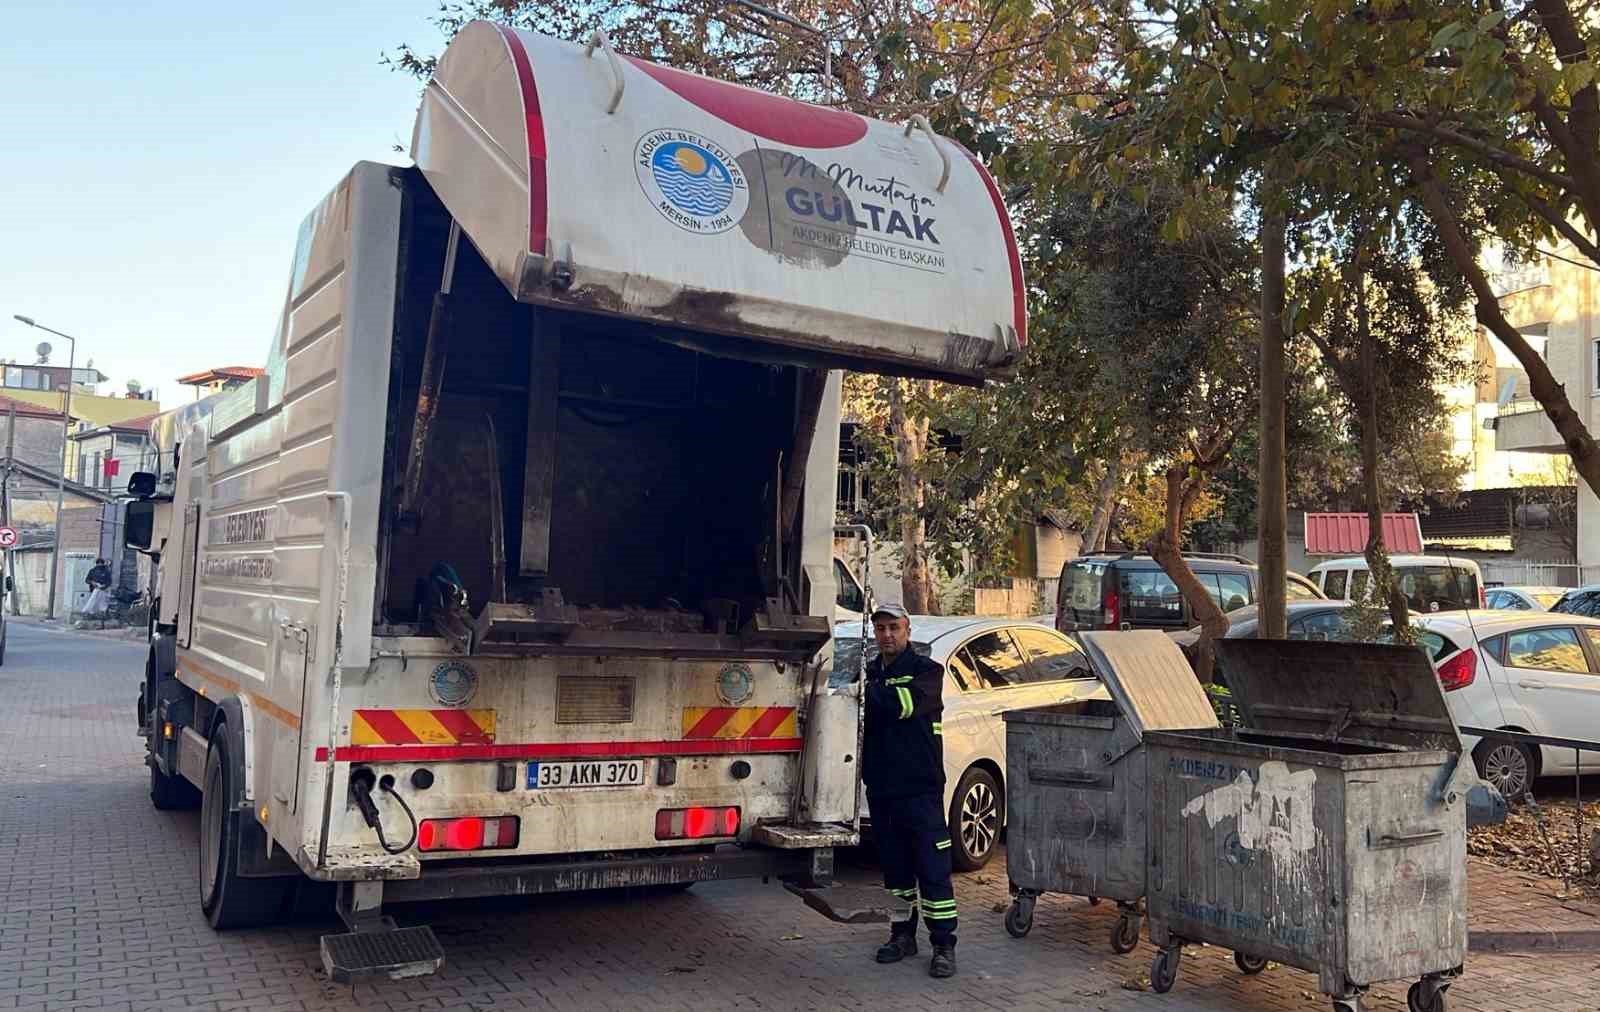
[1143,639,1475,1012]
[1001,631,1219,952]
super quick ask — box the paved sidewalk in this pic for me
[1,622,1596,1011]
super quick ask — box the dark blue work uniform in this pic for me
[863,647,957,946]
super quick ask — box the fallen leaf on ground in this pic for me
[780,933,805,941]
[1120,976,1149,992]
[991,902,1008,913]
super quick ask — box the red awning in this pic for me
[1304,512,1424,555]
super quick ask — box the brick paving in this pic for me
[1,623,1597,1012]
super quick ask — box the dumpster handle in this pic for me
[1030,767,1101,787]
[1369,828,1445,849]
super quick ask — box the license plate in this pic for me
[527,759,647,789]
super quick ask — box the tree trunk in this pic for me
[1084,454,1122,554]
[1148,460,1229,683]
[1410,159,1600,503]
[1354,272,1412,633]
[1258,208,1289,639]
[888,379,935,614]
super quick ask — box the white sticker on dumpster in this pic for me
[1181,761,1318,862]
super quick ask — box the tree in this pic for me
[1073,0,1600,511]
[1297,244,1472,633]
[912,177,1258,677]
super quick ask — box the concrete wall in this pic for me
[0,412,66,473]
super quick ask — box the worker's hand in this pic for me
[829,680,861,698]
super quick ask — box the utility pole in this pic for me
[3,401,15,616]
[13,315,78,620]
[1258,210,1288,639]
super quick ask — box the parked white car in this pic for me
[1308,554,1485,612]
[1413,610,1600,797]
[1484,586,1566,611]
[832,617,1108,870]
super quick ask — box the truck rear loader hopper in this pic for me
[125,21,1026,982]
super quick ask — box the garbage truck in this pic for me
[123,20,1024,980]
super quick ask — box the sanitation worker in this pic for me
[860,601,957,978]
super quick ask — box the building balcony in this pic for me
[1492,402,1565,454]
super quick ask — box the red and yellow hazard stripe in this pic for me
[352,709,496,746]
[682,706,797,740]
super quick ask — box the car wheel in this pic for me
[1473,738,1536,800]
[949,767,1002,872]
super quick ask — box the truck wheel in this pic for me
[150,762,200,810]
[949,766,1002,872]
[199,727,292,928]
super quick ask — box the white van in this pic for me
[1307,554,1485,612]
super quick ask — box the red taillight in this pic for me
[418,816,519,851]
[655,806,741,840]
[1437,650,1476,691]
[1478,586,1486,609]
[1103,588,1121,629]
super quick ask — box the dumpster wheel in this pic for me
[1004,895,1035,938]
[1110,909,1140,954]
[1407,980,1448,1012]
[1233,952,1268,975]
[1150,946,1180,993]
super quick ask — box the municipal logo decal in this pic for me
[636,129,748,234]
[429,661,479,707]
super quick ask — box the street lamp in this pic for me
[12,314,78,621]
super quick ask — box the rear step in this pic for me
[785,882,911,924]
[320,925,445,983]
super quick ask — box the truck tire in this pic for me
[199,726,293,928]
[150,761,201,810]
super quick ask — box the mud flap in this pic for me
[784,882,911,924]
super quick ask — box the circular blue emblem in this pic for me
[635,129,749,234]
[717,663,754,705]
[652,141,735,216]
[430,661,478,706]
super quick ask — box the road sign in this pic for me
[0,527,16,549]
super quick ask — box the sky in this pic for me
[0,2,445,407]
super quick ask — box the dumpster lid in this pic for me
[1079,631,1219,739]
[1213,639,1462,752]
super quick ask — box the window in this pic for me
[1323,569,1349,599]
[1554,591,1600,618]
[1062,561,1107,617]
[1583,629,1600,664]
[1504,627,1590,673]
[1350,570,1371,601]
[1290,609,1350,641]
[76,453,86,483]
[1121,569,1183,623]
[833,558,863,613]
[1286,575,1320,600]
[1395,566,1478,612]
[1215,573,1252,613]
[1010,627,1089,682]
[946,647,978,692]
[1480,634,1506,664]
[1484,590,1507,609]
[962,631,1030,689]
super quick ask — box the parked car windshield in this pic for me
[1395,566,1478,612]
[1553,590,1600,618]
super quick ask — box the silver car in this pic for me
[833,616,1108,870]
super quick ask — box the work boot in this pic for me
[929,945,956,978]
[875,932,918,963]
